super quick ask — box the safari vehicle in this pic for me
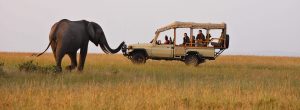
[122,21,229,66]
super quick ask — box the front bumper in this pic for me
[121,44,128,56]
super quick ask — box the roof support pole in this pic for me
[174,28,176,45]
[190,28,193,47]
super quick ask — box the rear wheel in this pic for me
[131,52,146,64]
[185,55,201,66]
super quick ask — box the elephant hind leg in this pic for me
[55,55,63,73]
[50,41,57,60]
[55,48,64,73]
[65,53,77,71]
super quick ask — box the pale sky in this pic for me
[0,0,299,56]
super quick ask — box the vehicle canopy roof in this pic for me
[156,21,226,33]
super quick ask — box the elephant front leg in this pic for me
[65,53,77,71]
[78,47,88,71]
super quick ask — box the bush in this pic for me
[18,60,55,73]
[18,60,38,72]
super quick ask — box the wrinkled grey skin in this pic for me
[36,19,125,72]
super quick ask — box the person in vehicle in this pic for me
[196,30,205,46]
[183,33,190,45]
[192,35,196,46]
[169,37,173,44]
[164,35,170,44]
[204,34,212,46]
[206,34,211,41]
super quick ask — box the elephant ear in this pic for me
[87,22,98,46]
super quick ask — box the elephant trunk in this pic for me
[99,43,110,54]
[99,33,125,54]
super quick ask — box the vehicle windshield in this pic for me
[153,29,174,45]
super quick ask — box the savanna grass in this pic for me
[0,52,299,110]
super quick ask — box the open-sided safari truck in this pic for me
[122,21,230,66]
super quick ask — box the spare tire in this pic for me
[225,34,230,49]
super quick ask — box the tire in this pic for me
[131,52,146,64]
[185,55,200,66]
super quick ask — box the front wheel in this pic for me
[185,55,201,66]
[131,52,146,64]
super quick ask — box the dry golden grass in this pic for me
[0,52,299,110]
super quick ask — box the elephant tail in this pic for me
[32,40,53,57]
[32,19,69,57]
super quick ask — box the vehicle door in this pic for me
[151,44,174,58]
[174,46,185,57]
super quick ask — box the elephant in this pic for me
[35,19,125,72]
